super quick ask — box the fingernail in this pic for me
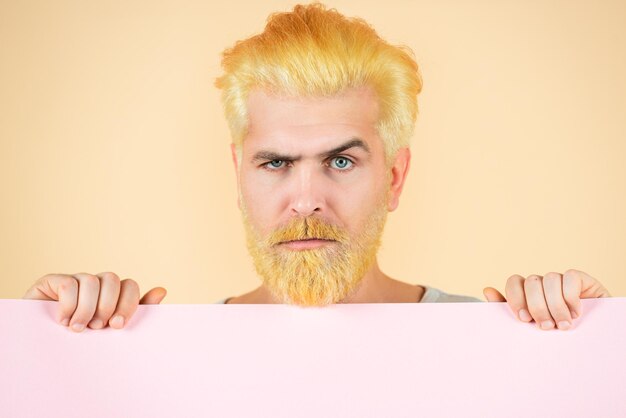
[89,319,103,329]
[540,320,554,330]
[557,321,571,330]
[71,323,85,332]
[518,309,532,322]
[571,311,579,319]
[110,315,124,328]
[60,318,70,326]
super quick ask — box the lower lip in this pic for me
[280,239,335,250]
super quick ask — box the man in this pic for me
[23,3,611,332]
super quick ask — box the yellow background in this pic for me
[1,0,624,302]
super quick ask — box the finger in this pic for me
[108,279,140,329]
[139,287,167,305]
[567,268,611,298]
[55,276,80,327]
[482,287,506,302]
[542,272,573,330]
[562,269,611,320]
[504,274,532,322]
[25,274,80,326]
[86,272,122,329]
[23,273,77,300]
[524,275,555,330]
[68,273,101,333]
[23,274,61,301]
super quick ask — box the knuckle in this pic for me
[564,268,581,278]
[563,272,576,283]
[542,275,561,288]
[562,275,580,297]
[121,278,140,292]
[61,277,78,290]
[82,274,100,287]
[562,277,577,292]
[100,271,121,285]
[523,275,541,290]
[504,276,524,300]
[506,274,523,288]
[543,272,561,281]
[507,274,523,282]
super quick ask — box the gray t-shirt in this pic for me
[213,285,482,304]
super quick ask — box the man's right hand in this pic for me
[23,272,167,333]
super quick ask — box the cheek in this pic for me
[240,177,280,232]
[334,178,387,230]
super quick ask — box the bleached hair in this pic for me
[214,2,423,166]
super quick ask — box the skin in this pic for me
[22,272,166,332]
[22,86,611,331]
[232,87,418,305]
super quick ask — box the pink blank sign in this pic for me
[1,298,625,417]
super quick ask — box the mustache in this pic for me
[266,216,348,246]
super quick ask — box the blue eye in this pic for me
[330,157,353,170]
[261,157,354,172]
[266,160,285,169]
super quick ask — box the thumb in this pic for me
[483,287,506,302]
[139,287,167,304]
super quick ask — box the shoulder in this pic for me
[420,286,483,303]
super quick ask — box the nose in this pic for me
[289,163,326,217]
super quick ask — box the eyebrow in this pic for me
[251,138,371,163]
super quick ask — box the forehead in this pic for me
[244,87,381,153]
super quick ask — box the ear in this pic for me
[230,143,241,210]
[387,147,411,212]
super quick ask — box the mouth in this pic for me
[279,238,337,250]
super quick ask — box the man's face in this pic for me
[233,86,393,306]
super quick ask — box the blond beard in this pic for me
[240,188,390,307]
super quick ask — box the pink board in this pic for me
[1,297,625,417]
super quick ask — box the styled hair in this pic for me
[214,2,423,166]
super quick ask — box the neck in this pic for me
[233,258,423,304]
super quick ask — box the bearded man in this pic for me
[23,3,611,332]
[212,4,468,307]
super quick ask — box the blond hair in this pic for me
[214,2,422,166]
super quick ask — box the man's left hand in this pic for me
[483,269,611,330]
